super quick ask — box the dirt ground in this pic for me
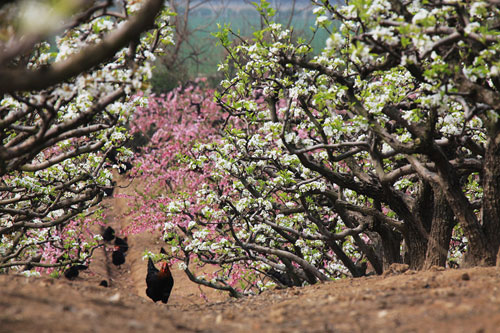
[2,176,500,333]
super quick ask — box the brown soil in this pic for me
[2,176,500,333]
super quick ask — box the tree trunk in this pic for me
[404,223,428,270]
[482,132,500,258]
[372,223,401,270]
[415,180,434,233]
[402,180,433,270]
[381,185,427,269]
[424,188,455,269]
[428,147,496,266]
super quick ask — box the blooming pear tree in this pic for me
[131,86,379,295]
[210,0,500,271]
[129,0,500,296]
[0,0,174,274]
[130,84,377,296]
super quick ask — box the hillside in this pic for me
[2,175,500,332]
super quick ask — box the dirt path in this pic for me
[91,175,227,306]
[2,176,500,332]
[3,266,500,332]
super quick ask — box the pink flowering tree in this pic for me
[0,0,174,275]
[128,80,256,296]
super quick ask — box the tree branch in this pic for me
[0,0,164,94]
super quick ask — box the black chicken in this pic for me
[114,236,129,253]
[64,265,88,280]
[112,247,125,267]
[146,248,174,304]
[102,226,115,242]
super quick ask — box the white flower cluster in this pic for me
[1,2,175,273]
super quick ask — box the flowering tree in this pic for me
[131,81,376,295]
[0,0,173,274]
[212,0,500,270]
[130,0,500,296]
[127,80,250,294]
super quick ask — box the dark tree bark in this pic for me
[372,222,402,270]
[409,146,496,267]
[431,152,495,266]
[424,188,455,269]
[481,130,500,257]
[415,180,434,234]
[404,223,428,270]
[404,180,435,270]
[381,185,427,270]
